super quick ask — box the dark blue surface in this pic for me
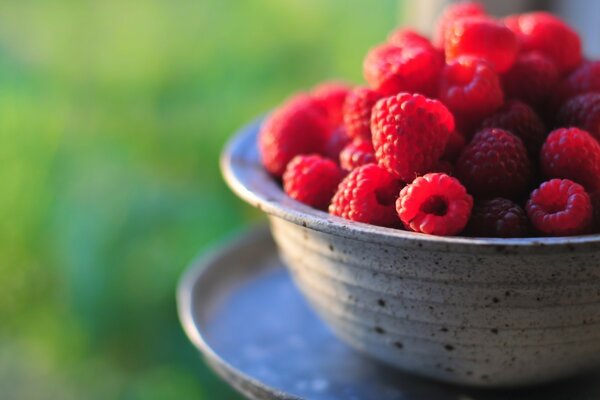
[197,232,600,400]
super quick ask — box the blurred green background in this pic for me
[0,0,401,398]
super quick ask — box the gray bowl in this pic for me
[221,117,600,388]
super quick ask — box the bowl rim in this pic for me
[220,116,600,252]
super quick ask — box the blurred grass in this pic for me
[0,0,400,398]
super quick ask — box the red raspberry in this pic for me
[342,87,382,140]
[556,93,600,142]
[501,52,559,110]
[363,43,443,97]
[456,128,532,199]
[526,179,592,236]
[560,60,600,101]
[396,173,473,236]
[504,12,582,74]
[312,81,352,127]
[388,28,432,49]
[467,198,529,237]
[442,130,466,163]
[371,93,454,181]
[283,154,344,210]
[445,17,518,73]
[433,1,487,48]
[430,160,454,176]
[540,127,600,192]
[329,164,401,227]
[481,100,547,156]
[438,56,504,125]
[323,125,351,161]
[259,95,329,177]
[339,139,375,172]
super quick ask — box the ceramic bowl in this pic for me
[220,117,600,387]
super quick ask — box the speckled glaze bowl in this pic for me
[221,117,600,388]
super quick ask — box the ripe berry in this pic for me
[329,164,402,227]
[323,125,351,161]
[540,127,600,192]
[560,60,600,101]
[439,56,504,126]
[501,51,559,110]
[363,43,443,97]
[342,86,382,140]
[442,130,467,163]
[504,12,582,74]
[396,173,473,236]
[481,100,547,156]
[556,93,600,142]
[371,93,454,181]
[339,139,375,172]
[526,179,592,236]
[259,95,329,177]
[445,17,518,73]
[312,81,351,127]
[433,1,487,48]
[467,198,529,237]
[456,128,532,199]
[388,28,432,49]
[283,154,344,210]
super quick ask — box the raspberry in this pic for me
[445,17,518,73]
[540,127,600,192]
[259,94,329,177]
[339,139,375,172]
[396,173,473,236]
[433,1,487,48]
[283,154,344,210]
[442,130,466,163]
[363,43,443,97]
[481,100,546,156]
[560,60,600,101]
[438,56,504,125]
[467,198,529,237]
[526,179,592,236]
[342,87,382,140]
[388,28,432,49]
[312,81,352,127]
[556,93,600,142]
[456,128,532,199]
[504,12,582,74]
[501,52,559,110]
[324,125,351,161]
[329,163,401,227]
[371,93,454,181]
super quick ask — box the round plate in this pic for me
[177,226,600,400]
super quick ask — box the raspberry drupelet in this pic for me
[371,92,454,182]
[456,128,532,199]
[526,179,592,236]
[363,42,443,97]
[540,127,600,192]
[342,86,382,140]
[467,198,529,238]
[397,173,473,236]
[283,154,344,211]
[445,16,518,73]
[339,139,375,172]
[259,94,330,177]
[329,164,402,227]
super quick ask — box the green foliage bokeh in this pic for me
[0,0,400,398]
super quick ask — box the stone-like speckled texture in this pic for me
[221,117,600,387]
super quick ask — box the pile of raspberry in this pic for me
[258,2,600,238]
